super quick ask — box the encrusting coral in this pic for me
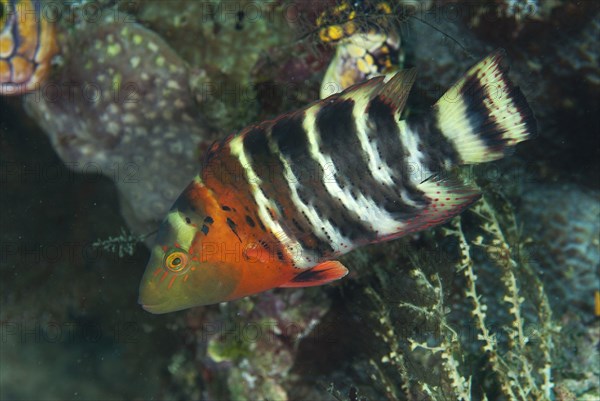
[24,16,208,236]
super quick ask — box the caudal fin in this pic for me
[431,49,537,164]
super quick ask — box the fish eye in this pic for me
[164,250,189,273]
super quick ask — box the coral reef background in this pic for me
[1,1,598,400]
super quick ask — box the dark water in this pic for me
[1,1,598,400]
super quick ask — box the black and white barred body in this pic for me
[203,50,536,269]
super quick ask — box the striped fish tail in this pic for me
[431,49,537,165]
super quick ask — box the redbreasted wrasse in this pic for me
[0,0,58,95]
[139,50,536,314]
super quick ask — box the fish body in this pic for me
[139,50,536,314]
[0,0,58,95]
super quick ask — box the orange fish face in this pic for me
[139,240,244,314]
[0,0,59,95]
[139,179,241,313]
[138,178,294,314]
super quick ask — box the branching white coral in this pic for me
[367,193,557,401]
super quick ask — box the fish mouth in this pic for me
[140,301,192,314]
[140,302,164,314]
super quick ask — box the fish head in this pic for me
[138,180,245,314]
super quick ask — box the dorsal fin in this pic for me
[379,68,417,114]
[337,75,385,101]
[338,68,417,115]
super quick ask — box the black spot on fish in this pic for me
[221,205,231,211]
[259,240,270,251]
[277,250,284,261]
[226,217,242,242]
[256,215,267,232]
[292,218,305,233]
[204,216,214,225]
[185,217,191,224]
[245,215,255,227]
[201,225,209,235]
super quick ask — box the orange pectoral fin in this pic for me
[279,261,349,288]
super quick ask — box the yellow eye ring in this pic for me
[165,250,189,273]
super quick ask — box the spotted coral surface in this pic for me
[25,18,208,235]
